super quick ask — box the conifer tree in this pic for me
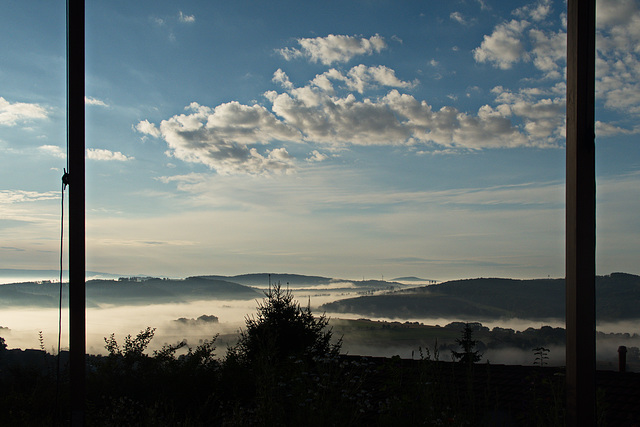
[233,282,340,364]
[451,323,482,364]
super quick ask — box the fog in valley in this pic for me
[2,285,638,371]
[1,288,366,354]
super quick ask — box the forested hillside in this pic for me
[321,273,640,321]
[0,277,261,307]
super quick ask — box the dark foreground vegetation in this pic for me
[1,285,639,426]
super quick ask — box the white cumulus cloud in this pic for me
[87,148,134,161]
[513,0,552,22]
[473,0,640,131]
[491,86,565,142]
[306,150,329,162]
[39,145,66,159]
[138,102,301,175]
[474,19,530,69]
[529,29,566,79]
[278,34,387,65]
[0,97,48,126]
[267,73,533,149]
[143,61,561,172]
[135,119,161,138]
[300,65,415,94]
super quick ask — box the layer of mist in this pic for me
[2,289,638,372]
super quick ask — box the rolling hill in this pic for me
[0,277,262,308]
[321,273,640,321]
[197,273,404,290]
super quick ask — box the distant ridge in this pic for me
[0,277,262,308]
[0,268,122,283]
[321,273,640,321]
[196,273,406,290]
[0,272,410,308]
[198,273,331,287]
[392,276,433,282]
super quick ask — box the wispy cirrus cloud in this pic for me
[450,12,471,26]
[155,169,564,213]
[0,190,59,204]
[150,10,195,42]
[85,96,109,107]
[596,121,640,137]
[178,11,195,23]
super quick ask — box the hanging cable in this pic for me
[57,169,69,418]
[59,172,69,356]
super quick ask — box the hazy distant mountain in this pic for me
[199,273,331,287]
[321,273,640,321]
[0,277,261,308]
[0,272,409,308]
[197,273,405,290]
[392,276,435,282]
[0,268,123,284]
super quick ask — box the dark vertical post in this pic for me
[566,0,596,425]
[67,0,86,425]
[618,346,627,373]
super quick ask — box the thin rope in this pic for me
[58,177,67,363]
[57,172,68,418]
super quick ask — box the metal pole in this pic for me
[67,0,86,424]
[566,0,596,425]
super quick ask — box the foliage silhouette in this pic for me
[533,346,550,367]
[104,326,156,359]
[231,282,341,365]
[451,322,482,365]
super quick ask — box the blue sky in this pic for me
[1,0,639,281]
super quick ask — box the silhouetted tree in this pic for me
[451,323,482,364]
[231,282,340,365]
[533,346,550,367]
[0,336,6,351]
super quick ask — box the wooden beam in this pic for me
[566,0,596,425]
[67,0,86,424]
